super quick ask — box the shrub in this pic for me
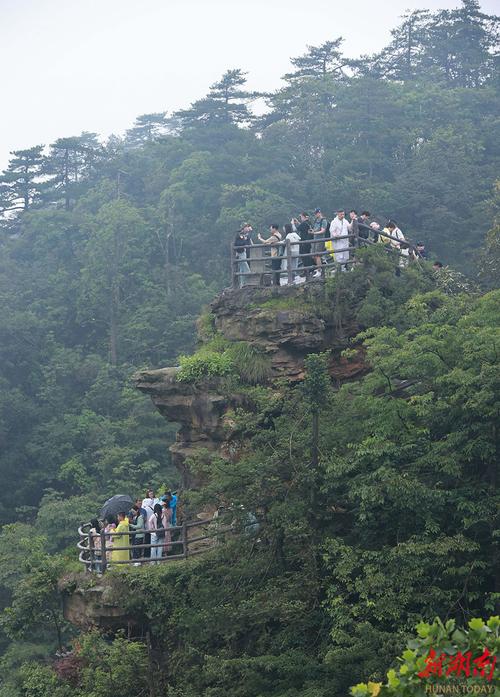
[177,351,235,382]
[196,311,217,341]
[226,342,273,384]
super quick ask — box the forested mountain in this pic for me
[0,2,499,695]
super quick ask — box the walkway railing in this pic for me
[78,518,228,573]
[231,225,419,288]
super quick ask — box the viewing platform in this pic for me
[78,517,228,572]
[230,226,419,289]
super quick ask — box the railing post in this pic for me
[88,530,95,573]
[100,529,108,574]
[230,241,237,289]
[182,520,189,559]
[286,238,293,285]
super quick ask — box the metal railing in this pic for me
[78,517,229,573]
[231,225,420,288]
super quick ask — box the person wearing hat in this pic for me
[234,224,253,288]
[311,208,328,278]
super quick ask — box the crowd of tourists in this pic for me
[88,489,178,571]
[234,208,437,288]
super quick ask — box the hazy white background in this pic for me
[0,0,497,169]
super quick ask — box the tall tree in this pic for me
[125,112,168,146]
[284,37,350,81]
[175,69,256,128]
[302,352,330,468]
[44,133,101,210]
[78,198,150,366]
[424,0,500,87]
[366,10,430,81]
[0,145,45,213]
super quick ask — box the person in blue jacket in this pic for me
[161,491,177,527]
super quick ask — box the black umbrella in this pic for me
[100,495,134,521]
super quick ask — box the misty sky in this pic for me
[0,0,497,169]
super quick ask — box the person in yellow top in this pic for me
[378,221,406,250]
[111,512,130,564]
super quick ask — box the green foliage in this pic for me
[196,311,217,341]
[479,180,500,290]
[0,524,70,650]
[76,631,148,697]
[302,352,331,413]
[177,350,235,382]
[177,340,272,385]
[225,342,273,384]
[12,662,73,697]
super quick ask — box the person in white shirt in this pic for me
[147,503,164,563]
[142,489,160,518]
[381,221,409,265]
[282,223,302,276]
[329,209,350,269]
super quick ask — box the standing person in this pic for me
[142,489,159,518]
[258,225,283,286]
[379,221,409,272]
[312,208,328,278]
[370,221,381,242]
[349,210,360,246]
[381,221,408,257]
[162,490,179,551]
[141,489,158,559]
[297,212,313,272]
[111,512,130,565]
[89,519,102,573]
[161,499,173,556]
[282,223,302,278]
[135,498,148,524]
[358,211,371,239]
[330,210,351,270]
[162,491,178,527]
[104,519,116,562]
[129,506,145,561]
[148,503,164,563]
[379,220,403,249]
[234,224,253,288]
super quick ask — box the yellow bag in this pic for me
[325,239,335,260]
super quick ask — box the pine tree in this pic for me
[366,10,430,81]
[0,145,45,213]
[175,69,256,127]
[424,0,500,87]
[44,133,100,210]
[125,112,168,146]
[284,38,350,81]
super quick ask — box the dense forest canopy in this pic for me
[0,1,499,695]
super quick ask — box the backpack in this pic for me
[156,515,165,539]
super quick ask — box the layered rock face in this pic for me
[134,367,229,487]
[60,574,135,632]
[134,284,366,487]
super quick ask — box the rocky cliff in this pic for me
[134,284,366,487]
